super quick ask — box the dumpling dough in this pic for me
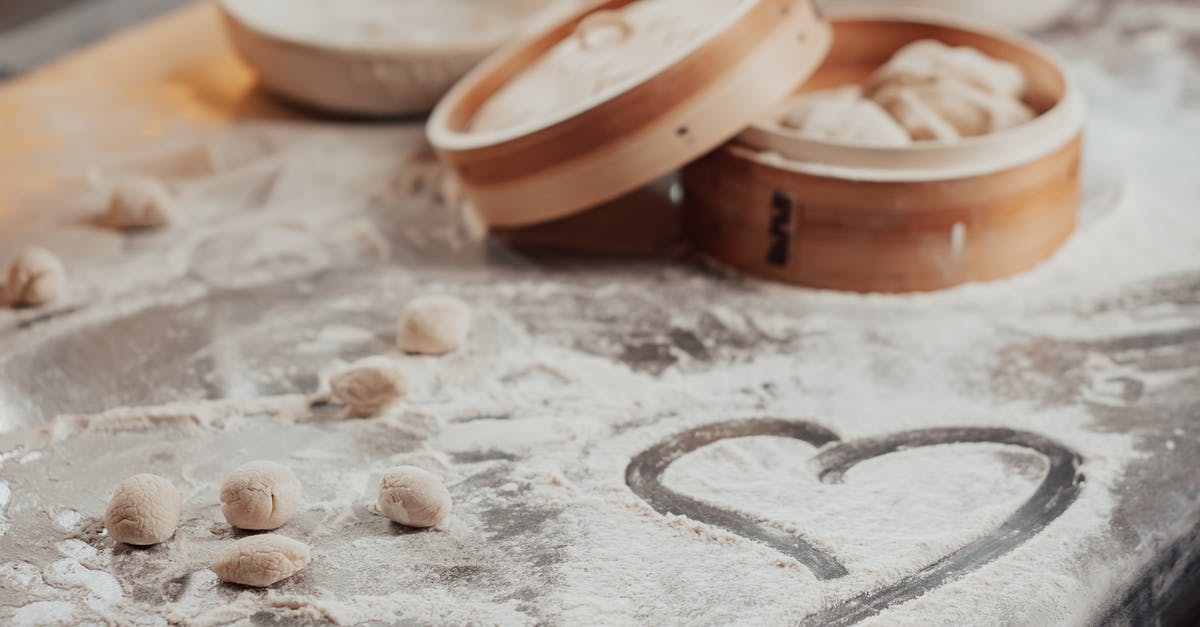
[866,39,1026,99]
[873,80,1034,140]
[329,356,408,418]
[220,461,302,530]
[866,40,1035,140]
[779,86,912,147]
[104,474,182,546]
[377,466,452,528]
[211,534,311,587]
[870,85,963,141]
[396,295,471,355]
[106,178,182,229]
[4,246,67,307]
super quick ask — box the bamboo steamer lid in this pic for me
[427,0,832,227]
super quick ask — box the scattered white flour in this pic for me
[11,600,75,626]
[54,539,98,561]
[0,482,9,537]
[0,301,1143,623]
[42,559,122,602]
[662,440,1044,573]
[297,324,377,354]
[0,2,1197,624]
[50,509,84,534]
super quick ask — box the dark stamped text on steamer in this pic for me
[766,190,794,267]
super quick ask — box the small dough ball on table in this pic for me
[105,474,182,546]
[866,39,1027,99]
[106,178,182,229]
[397,295,471,355]
[4,246,67,307]
[377,466,452,528]
[211,534,311,587]
[220,460,302,530]
[779,86,912,147]
[329,356,408,418]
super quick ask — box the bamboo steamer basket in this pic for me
[684,10,1086,292]
[429,1,1085,292]
[428,0,832,227]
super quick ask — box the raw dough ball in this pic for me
[377,466,452,528]
[220,461,302,530]
[779,86,912,147]
[329,356,408,418]
[397,295,471,355]
[4,247,67,307]
[211,533,311,587]
[106,178,182,229]
[866,39,1027,99]
[104,474,182,546]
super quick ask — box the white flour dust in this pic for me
[1,2,1199,624]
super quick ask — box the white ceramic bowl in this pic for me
[820,0,1080,32]
[217,0,571,117]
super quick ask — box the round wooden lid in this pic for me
[427,0,831,227]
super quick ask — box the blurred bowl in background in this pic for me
[820,0,1080,32]
[217,0,572,117]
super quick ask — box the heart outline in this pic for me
[625,419,1084,625]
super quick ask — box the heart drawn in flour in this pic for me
[625,419,1084,626]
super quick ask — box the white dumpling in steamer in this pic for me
[873,80,1034,140]
[866,39,1027,99]
[870,85,962,141]
[867,40,1035,140]
[779,86,913,147]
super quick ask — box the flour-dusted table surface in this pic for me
[0,2,1198,625]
